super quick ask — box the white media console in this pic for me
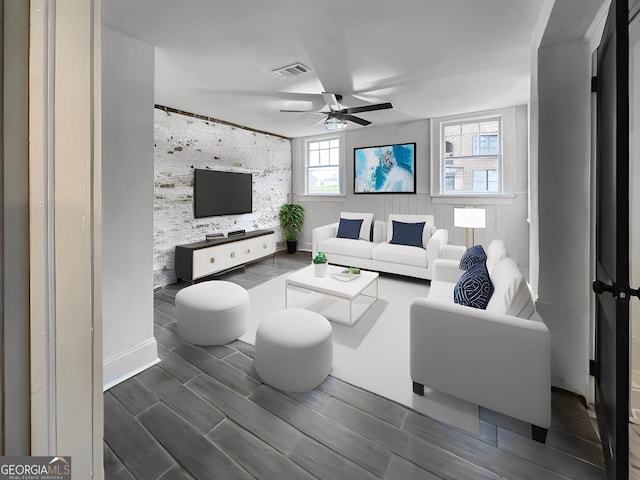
[175,229,276,281]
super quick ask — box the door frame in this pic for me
[592,0,630,478]
[28,0,103,477]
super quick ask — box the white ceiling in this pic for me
[103,0,548,138]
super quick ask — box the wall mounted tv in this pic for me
[194,169,253,218]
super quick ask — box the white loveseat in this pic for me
[312,213,451,280]
[410,239,551,442]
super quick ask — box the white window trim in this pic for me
[298,131,346,197]
[430,107,517,205]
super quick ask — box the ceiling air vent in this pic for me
[272,63,312,78]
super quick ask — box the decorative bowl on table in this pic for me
[331,267,361,282]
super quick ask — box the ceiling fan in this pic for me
[281,92,393,130]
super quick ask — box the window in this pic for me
[306,137,340,194]
[442,117,501,194]
[430,106,519,204]
[445,166,463,191]
[473,134,498,155]
[438,115,503,195]
[472,170,499,192]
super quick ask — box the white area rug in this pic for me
[239,271,480,434]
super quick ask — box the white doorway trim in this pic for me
[28,0,103,477]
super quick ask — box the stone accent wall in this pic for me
[153,108,291,287]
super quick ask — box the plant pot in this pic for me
[314,262,328,277]
[286,240,297,254]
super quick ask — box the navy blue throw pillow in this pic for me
[336,217,363,239]
[389,221,425,248]
[453,261,494,309]
[459,244,487,270]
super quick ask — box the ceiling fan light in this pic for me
[324,117,347,131]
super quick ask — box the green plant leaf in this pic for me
[279,203,305,242]
[313,252,327,264]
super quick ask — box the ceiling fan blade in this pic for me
[280,109,326,114]
[322,92,342,111]
[342,102,393,115]
[342,114,371,126]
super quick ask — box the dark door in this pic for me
[593,0,630,478]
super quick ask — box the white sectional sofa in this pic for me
[409,239,551,442]
[312,213,452,280]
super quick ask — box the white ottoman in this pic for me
[255,308,333,393]
[175,281,249,346]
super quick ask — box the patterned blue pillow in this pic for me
[337,218,363,239]
[453,261,494,309]
[459,244,487,270]
[389,221,425,249]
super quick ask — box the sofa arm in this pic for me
[431,259,464,284]
[312,223,338,257]
[425,229,448,270]
[441,244,467,261]
[410,298,551,429]
[373,220,387,243]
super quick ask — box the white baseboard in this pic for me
[103,337,160,391]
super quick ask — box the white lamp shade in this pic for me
[454,208,486,228]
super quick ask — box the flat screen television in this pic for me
[194,169,253,218]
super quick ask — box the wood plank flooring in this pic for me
[104,251,607,479]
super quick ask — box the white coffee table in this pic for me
[285,264,379,326]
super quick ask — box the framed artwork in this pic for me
[353,142,416,194]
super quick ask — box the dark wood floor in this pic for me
[104,251,607,480]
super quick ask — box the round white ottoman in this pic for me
[175,281,249,346]
[255,308,333,393]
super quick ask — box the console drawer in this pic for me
[192,245,227,279]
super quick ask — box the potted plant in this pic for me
[313,251,328,277]
[279,203,305,254]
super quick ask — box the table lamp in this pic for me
[454,208,486,248]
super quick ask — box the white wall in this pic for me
[521,0,611,404]
[293,113,531,275]
[531,0,607,400]
[102,25,158,389]
[535,36,593,397]
[528,0,557,298]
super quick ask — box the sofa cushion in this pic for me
[387,214,434,248]
[336,217,363,239]
[389,220,425,248]
[486,257,536,318]
[427,280,456,302]
[318,237,376,260]
[459,244,487,270]
[485,239,509,275]
[340,212,374,241]
[453,262,494,309]
[372,242,428,267]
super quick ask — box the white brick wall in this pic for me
[154,108,291,287]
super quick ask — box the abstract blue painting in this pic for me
[354,143,416,193]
